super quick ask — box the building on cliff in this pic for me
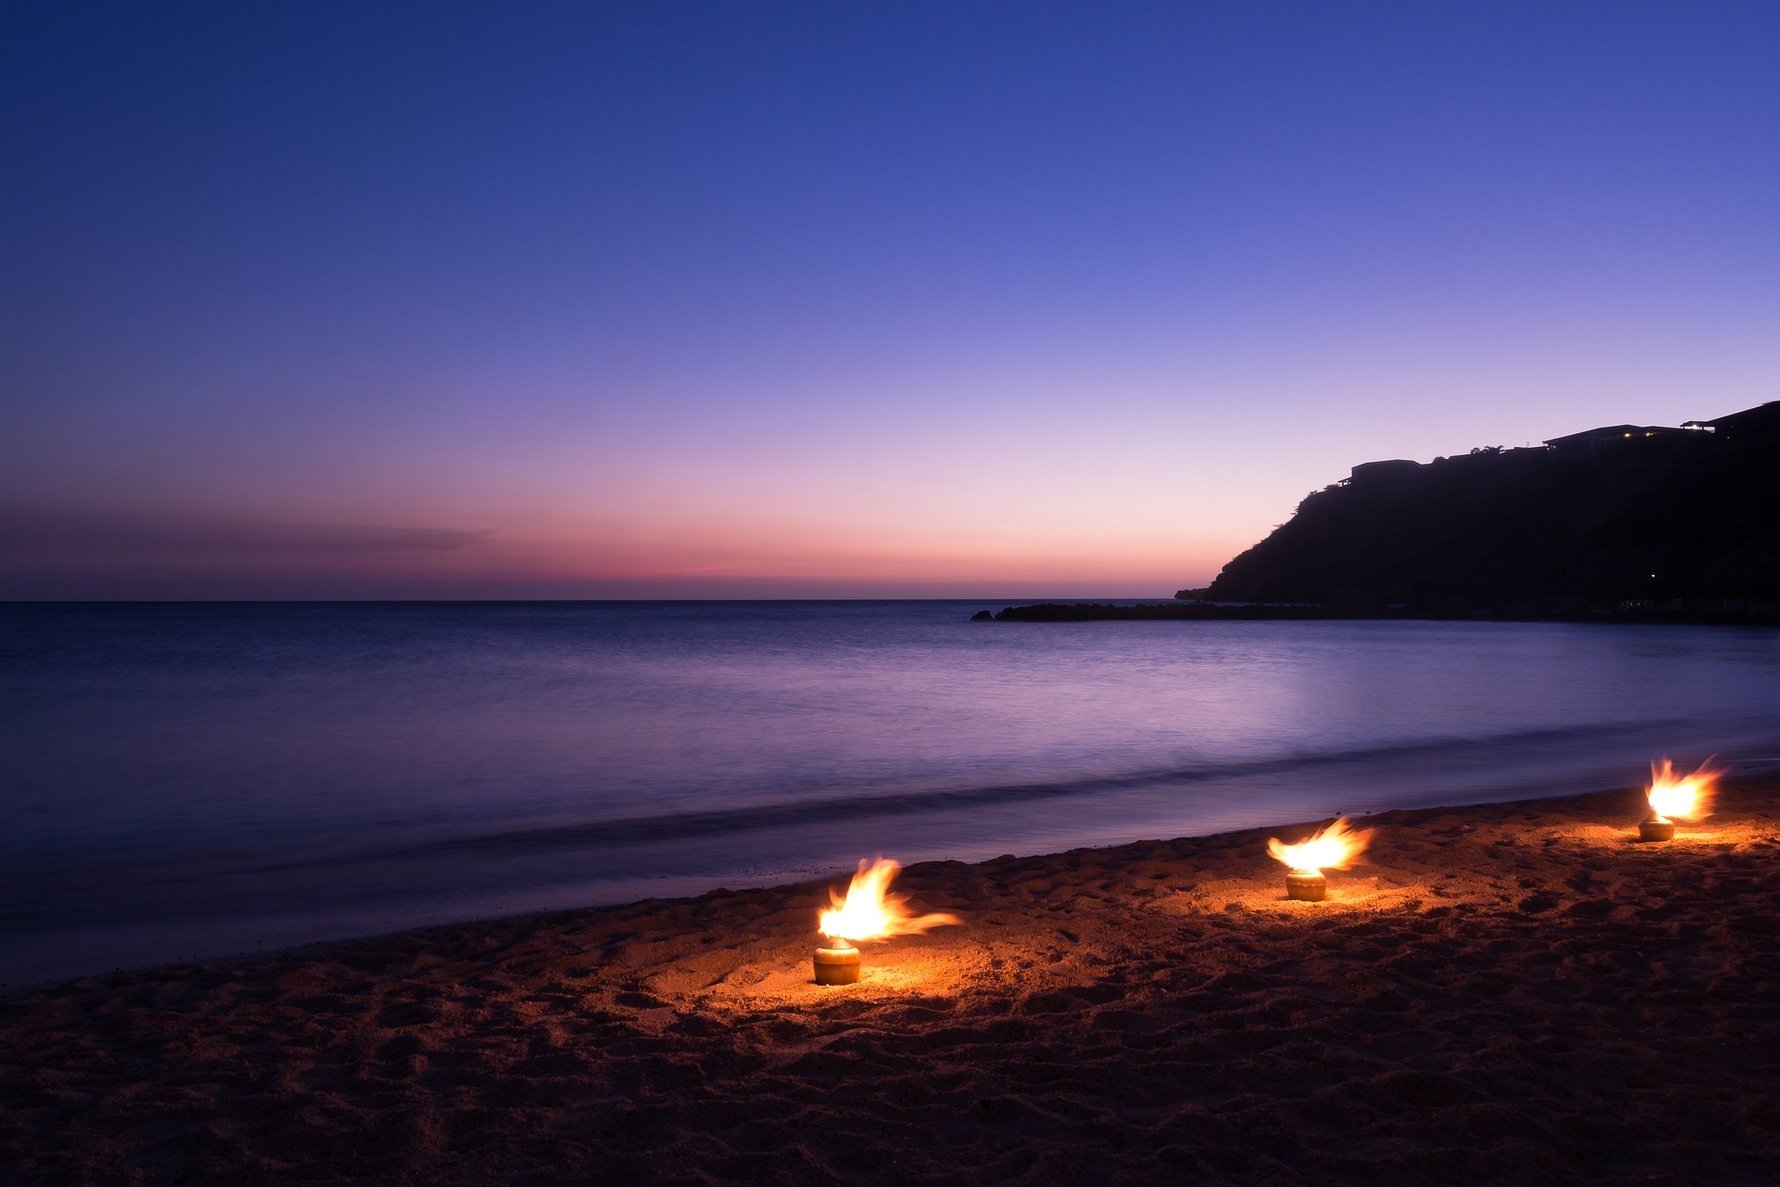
[1685,399,1780,440]
[1543,424,1692,453]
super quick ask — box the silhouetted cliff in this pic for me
[1204,407,1780,615]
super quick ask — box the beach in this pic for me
[4,777,1777,1185]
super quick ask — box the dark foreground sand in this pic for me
[5,779,1778,1186]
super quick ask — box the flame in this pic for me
[1644,758,1723,822]
[817,857,960,945]
[1266,817,1373,874]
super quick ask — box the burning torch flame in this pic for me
[1266,817,1374,875]
[818,857,960,944]
[1645,758,1723,823]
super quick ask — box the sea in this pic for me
[4,600,1779,989]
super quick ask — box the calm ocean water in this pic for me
[4,601,1779,988]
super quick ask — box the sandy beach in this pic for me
[4,777,1777,1185]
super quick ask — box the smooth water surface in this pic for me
[4,601,1778,987]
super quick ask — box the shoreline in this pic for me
[979,600,1780,625]
[5,777,1778,1183]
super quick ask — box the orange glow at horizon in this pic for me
[379,517,1235,597]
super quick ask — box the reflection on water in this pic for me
[3,602,1777,985]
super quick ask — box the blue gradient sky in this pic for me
[5,1,1777,598]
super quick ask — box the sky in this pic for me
[4,1,1777,599]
